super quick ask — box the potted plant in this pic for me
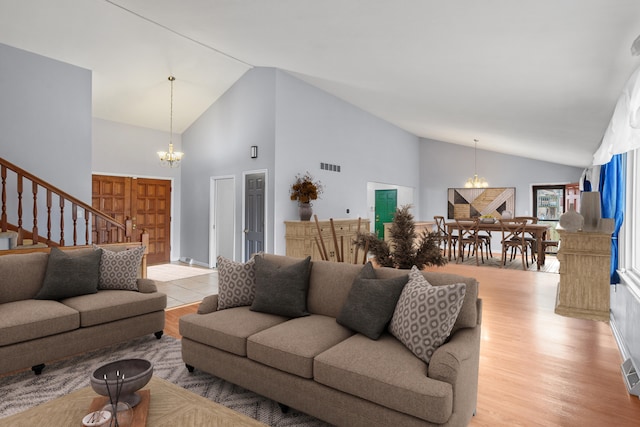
[290,172,323,221]
[354,205,447,269]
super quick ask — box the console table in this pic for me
[285,218,370,263]
[555,229,611,322]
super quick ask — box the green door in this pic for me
[375,189,398,239]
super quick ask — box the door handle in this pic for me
[244,229,249,234]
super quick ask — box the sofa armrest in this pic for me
[427,327,476,385]
[136,278,157,293]
[197,294,219,314]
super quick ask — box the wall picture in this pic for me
[448,187,515,219]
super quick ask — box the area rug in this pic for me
[457,253,559,273]
[0,335,330,426]
[147,263,215,282]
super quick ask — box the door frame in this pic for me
[92,171,176,261]
[209,175,236,267]
[242,169,268,261]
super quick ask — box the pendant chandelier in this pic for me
[464,139,488,188]
[157,76,184,168]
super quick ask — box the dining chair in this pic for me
[499,218,529,270]
[515,216,538,264]
[455,218,484,266]
[434,215,457,259]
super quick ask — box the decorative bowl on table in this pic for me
[479,217,496,224]
[90,358,153,407]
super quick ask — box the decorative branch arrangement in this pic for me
[353,205,447,269]
[103,371,125,427]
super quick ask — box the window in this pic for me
[620,149,640,290]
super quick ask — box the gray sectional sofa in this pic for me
[0,244,167,375]
[180,253,482,427]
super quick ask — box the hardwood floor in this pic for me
[165,263,640,426]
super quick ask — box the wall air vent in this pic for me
[320,162,341,172]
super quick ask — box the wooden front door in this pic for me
[92,175,171,264]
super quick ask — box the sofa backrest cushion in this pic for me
[261,254,479,332]
[0,252,49,303]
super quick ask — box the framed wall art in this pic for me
[447,187,515,219]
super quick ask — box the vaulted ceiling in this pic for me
[2,0,640,167]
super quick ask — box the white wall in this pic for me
[92,118,183,260]
[419,138,584,219]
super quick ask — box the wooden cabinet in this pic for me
[555,229,611,321]
[285,219,370,263]
[383,221,435,243]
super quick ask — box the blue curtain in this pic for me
[598,154,626,284]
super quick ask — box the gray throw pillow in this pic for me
[389,266,466,363]
[336,262,409,340]
[35,247,102,300]
[250,255,312,318]
[217,255,256,310]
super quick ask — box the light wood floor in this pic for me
[165,263,640,426]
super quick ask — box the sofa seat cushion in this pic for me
[247,314,353,379]
[0,300,79,346]
[61,290,167,327]
[179,306,288,356]
[314,333,453,424]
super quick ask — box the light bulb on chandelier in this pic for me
[158,76,184,168]
[464,139,488,188]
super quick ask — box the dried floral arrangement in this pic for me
[290,172,323,204]
[354,205,447,269]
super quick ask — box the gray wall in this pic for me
[181,67,276,264]
[0,43,91,241]
[92,118,183,260]
[180,68,422,265]
[0,42,92,200]
[420,138,584,219]
[273,70,421,254]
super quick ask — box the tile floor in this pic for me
[148,263,218,308]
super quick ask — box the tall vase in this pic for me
[298,202,313,221]
[580,191,601,232]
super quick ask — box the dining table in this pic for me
[445,220,551,270]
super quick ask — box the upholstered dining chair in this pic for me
[499,218,529,270]
[455,218,484,266]
[434,215,457,259]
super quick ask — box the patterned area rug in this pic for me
[0,335,330,426]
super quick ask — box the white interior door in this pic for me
[210,176,235,267]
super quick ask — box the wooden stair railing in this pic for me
[1,157,133,248]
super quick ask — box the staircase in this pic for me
[1,156,144,252]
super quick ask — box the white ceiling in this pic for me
[2,0,640,167]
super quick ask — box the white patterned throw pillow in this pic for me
[97,246,145,291]
[389,266,466,363]
[217,256,257,310]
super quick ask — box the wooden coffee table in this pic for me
[0,376,266,426]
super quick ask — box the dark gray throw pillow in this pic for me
[250,255,312,318]
[35,247,102,300]
[336,263,409,340]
